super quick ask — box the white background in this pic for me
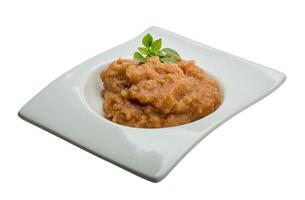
[1,0,304,199]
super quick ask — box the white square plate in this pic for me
[18,27,286,182]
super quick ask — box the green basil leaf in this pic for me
[142,34,153,48]
[160,57,177,64]
[138,47,149,55]
[149,49,159,56]
[135,34,182,64]
[133,52,146,62]
[161,48,180,58]
[151,39,162,52]
[158,51,166,57]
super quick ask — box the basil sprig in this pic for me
[133,33,181,64]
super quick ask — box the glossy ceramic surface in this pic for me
[18,27,286,182]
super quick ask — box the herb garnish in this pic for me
[133,33,181,64]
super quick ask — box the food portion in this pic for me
[100,34,221,128]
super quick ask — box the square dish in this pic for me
[18,26,286,182]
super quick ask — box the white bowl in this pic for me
[18,26,286,182]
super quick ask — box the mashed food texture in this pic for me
[100,57,221,128]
